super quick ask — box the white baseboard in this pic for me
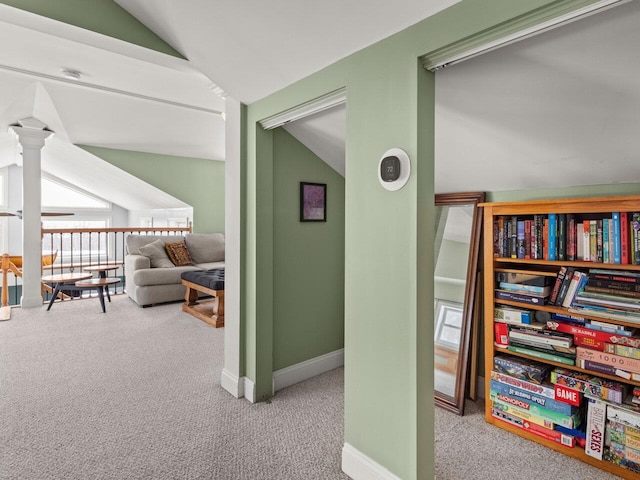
[341,443,401,480]
[244,377,256,403]
[220,368,245,398]
[273,348,344,392]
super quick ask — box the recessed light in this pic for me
[61,68,82,80]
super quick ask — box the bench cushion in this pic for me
[181,268,225,290]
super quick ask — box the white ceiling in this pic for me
[113,0,460,104]
[434,0,640,193]
[0,0,638,206]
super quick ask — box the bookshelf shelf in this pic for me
[483,195,640,479]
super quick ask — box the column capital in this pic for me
[11,117,53,150]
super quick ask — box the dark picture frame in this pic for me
[300,182,327,222]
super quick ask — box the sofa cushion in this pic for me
[165,241,193,266]
[138,239,174,268]
[126,235,185,255]
[133,265,199,286]
[185,233,225,264]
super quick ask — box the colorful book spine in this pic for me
[508,328,572,348]
[567,214,576,261]
[585,397,606,460]
[507,344,575,366]
[534,214,544,259]
[490,370,556,399]
[622,212,630,264]
[583,220,591,262]
[603,218,610,264]
[613,212,622,264]
[494,306,532,324]
[494,355,551,384]
[562,271,588,308]
[608,403,640,429]
[590,220,598,262]
[491,407,575,447]
[596,219,603,263]
[490,379,576,415]
[550,367,626,404]
[551,312,587,324]
[510,216,518,259]
[524,219,532,259]
[558,213,566,261]
[489,391,581,428]
[495,290,547,305]
[495,322,509,347]
[633,213,640,265]
[605,343,640,360]
[517,220,526,259]
[546,320,640,348]
[498,282,551,296]
[573,333,606,351]
[548,214,557,261]
[577,347,640,374]
[549,266,567,306]
[577,359,632,381]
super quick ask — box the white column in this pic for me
[221,97,243,398]
[11,117,52,308]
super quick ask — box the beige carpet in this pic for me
[0,295,348,480]
[0,294,629,480]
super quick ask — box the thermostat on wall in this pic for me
[378,148,410,191]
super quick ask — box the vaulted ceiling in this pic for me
[0,0,638,202]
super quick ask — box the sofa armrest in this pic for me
[125,254,150,276]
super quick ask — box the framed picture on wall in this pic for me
[300,182,326,222]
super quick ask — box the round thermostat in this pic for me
[378,148,410,191]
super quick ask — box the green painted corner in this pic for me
[272,129,345,371]
[78,145,224,233]
[0,0,184,58]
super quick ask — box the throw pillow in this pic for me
[165,241,193,266]
[138,239,174,268]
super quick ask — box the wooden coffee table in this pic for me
[42,272,92,311]
[75,277,121,313]
[84,264,121,301]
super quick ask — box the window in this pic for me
[41,218,111,265]
[434,300,463,350]
[42,177,109,210]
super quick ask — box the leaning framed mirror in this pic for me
[434,191,485,415]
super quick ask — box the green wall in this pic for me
[272,129,345,370]
[243,2,611,479]
[0,0,183,58]
[79,145,224,234]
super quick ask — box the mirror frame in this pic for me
[434,191,485,415]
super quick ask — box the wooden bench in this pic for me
[181,269,224,328]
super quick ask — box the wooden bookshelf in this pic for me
[482,195,640,479]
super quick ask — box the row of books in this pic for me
[491,356,582,448]
[491,353,640,473]
[496,268,640,322]
[492,212,640,264]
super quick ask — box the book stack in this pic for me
[602,398,640,472]
[570,269,640,322]
[492,212,640,264]
[495,270,554,306]
[548,266,588,308]
[490,355,580,448]
[546,314,640,380]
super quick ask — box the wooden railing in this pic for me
[1,225,192,306]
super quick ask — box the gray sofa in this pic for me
[125,233,225,307]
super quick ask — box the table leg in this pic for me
[98,272,111,301]
[46,283,62,311]
[97,287,106,313]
